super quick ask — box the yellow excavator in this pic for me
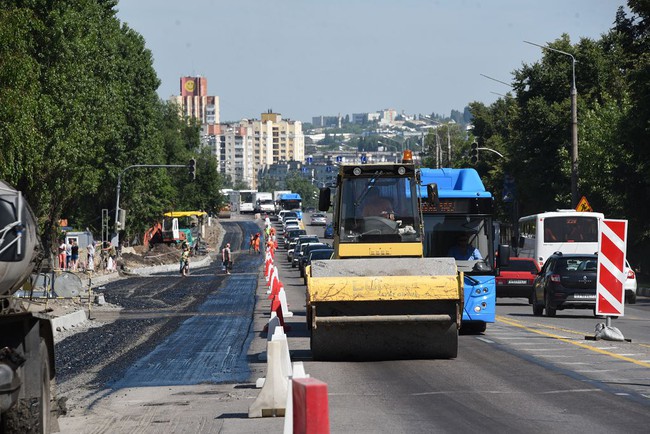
[306,151,463,360]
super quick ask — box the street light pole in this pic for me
[114,164,188,243]
[525,40,579,207]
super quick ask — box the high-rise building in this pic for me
[170,76,220,127]
[236,111,304,188]
[212,122,255,188]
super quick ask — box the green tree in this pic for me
[285,172,319,209]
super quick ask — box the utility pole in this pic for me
[525,40,579,207]
[447,125,451,166]
[113,163,191,245]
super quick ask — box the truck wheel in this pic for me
[1,340,52,434]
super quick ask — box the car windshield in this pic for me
[310,250,334,260]
[338,174,421,244]
[560,257,598,272]
[422,214,493,273]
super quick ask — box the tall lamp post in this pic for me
[525,40,578,207]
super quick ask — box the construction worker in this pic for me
[222,243,232,275]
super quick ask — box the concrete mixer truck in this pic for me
[0,181,57,433]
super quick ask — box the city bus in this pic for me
[517,210,604,268]
[278,193,303,219]
[238,189,257,214]
[420,168,509,334]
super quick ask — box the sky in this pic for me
[115,0,624,123]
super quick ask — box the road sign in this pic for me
[306,156,313,164]
[335,156,342,163]
[576,196,592,212]
[596,219,628,316]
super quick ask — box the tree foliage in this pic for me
[0,1,222,253]
[467,2,650,272]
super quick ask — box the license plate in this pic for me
[574,294,596,299]
[508,279,528,285]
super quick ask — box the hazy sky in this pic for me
[115,0,622,123]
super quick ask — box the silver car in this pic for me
[310,213,327,226]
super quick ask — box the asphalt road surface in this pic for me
[56,214,650,433]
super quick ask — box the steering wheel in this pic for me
[362,216,399,234]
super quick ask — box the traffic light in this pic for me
[188,158,196,180]
[470,142,479,165]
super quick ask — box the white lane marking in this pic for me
[476,337,494,344]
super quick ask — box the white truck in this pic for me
[253,192,275,215]
[272,190,291,215]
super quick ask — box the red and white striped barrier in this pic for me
[291,377,330,434]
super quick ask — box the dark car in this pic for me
[496,257,540,300]
[531,253,598,317]
[302,248,334,283]
[323,223,334,239]
[292,239,321,268]
[288,236,319,263]
[298,243,331,276]
[284,229,307,248]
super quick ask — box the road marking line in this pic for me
[496,315,650,368]
[476,337,494,344]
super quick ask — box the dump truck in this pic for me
[0,181,57,433]
[306,151,463,360]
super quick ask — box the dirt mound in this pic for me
[120,243,181,268]
[119,223,223,270]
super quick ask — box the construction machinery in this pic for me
[306,151,463,361]
[0,181,57,432]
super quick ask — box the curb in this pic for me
[51,309,88,335]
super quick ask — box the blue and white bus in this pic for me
[278,193,303,220]
[420,168,508,333]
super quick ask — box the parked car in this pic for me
[496,257,540,301]
[298,243,331,276]
[625,259,637,304]
[303,248,335,284]
[531,253,598,317]
[309,213,327,226]
[323,223,334,239]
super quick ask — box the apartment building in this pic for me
[208,112,304,189]
[170,76,220,126]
